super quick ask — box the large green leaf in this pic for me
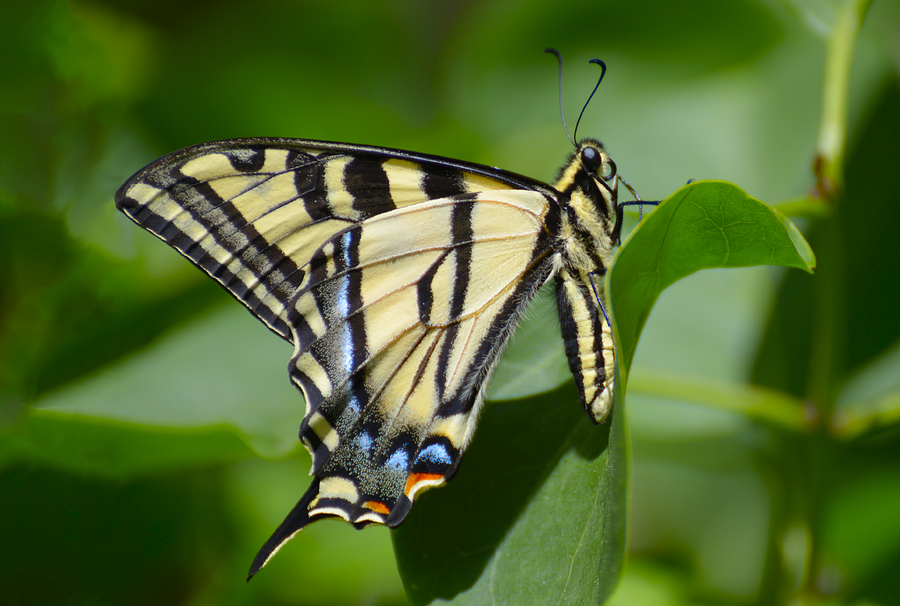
[3,305,303,478]
[394,380,627,605]
[609,180,815,376]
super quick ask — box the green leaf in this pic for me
[2,409,253,479]
[4,306,303,478]
[609,180,816,375]
[394,380,628,605]
[833,337,900,438]
[487,284,570,401]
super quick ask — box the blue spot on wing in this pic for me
[387,448,409,471]
[415,443,452,466]
[354,432,373,452]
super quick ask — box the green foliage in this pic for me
[610,181,816,375]
[393,181,813,604]
[2,0,898,605]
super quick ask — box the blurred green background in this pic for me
[2,0,899,604]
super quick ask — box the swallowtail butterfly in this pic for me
[115,54,651,578]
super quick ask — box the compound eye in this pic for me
[580,146,603,173]
[602,158,617,180]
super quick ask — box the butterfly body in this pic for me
[116,136,626,576]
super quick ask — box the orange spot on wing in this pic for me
[404,473,445,496]
[363,500,391,515]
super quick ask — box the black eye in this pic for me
[580,146,603,173]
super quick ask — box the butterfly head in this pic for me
[555,138,618,209]
[577,139,617,192]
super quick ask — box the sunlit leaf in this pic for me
[609,180,815,375]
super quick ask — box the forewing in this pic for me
[248,190,561,575]
[115,138,550,342]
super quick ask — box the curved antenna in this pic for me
[544,48,575,147]
[572,58,607,143]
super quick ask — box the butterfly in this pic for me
[115,56,651,579]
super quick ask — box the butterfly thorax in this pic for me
[553,139,618,276]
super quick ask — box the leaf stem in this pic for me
[627,367,810,432]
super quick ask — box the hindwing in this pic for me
[285,191,558,530]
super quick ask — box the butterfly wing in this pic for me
[116,138,555,342]
[115,139,565,576]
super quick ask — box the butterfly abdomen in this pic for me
[556,268,616,423]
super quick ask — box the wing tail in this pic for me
[247,478,323,581]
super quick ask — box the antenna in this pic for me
[573,59,606,143]
[544,50,608,145]
[544,48,575,146]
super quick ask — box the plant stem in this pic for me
[803,0,872,600]
[814,0,874,198]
